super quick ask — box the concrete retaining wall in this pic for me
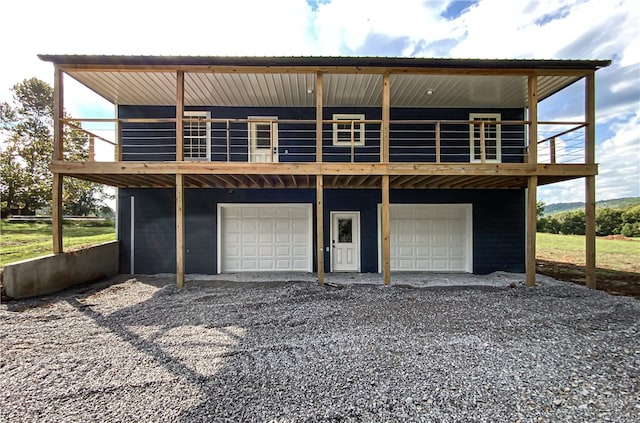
[2,241,119,299]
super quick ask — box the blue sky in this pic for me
[1,0,638,204]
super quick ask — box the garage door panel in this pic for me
[221,205,311,272]
[388,204,471,272]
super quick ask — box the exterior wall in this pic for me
[118,106,525,163]
[118,188,524,275]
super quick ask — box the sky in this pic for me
[1,0,638,204]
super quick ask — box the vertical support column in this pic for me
[52,65,64,254]
[176,174,185,288]
[316,72,323,163]
[115,107,122,162]
[316,175,324,284]
[526,176,538,287]
[176,70,185,161]
[381,73,390,163]
[527,74,538,164]
[526,74,539,287]
[382,175,391,285]
[316,72,325,284]
[585,71,596,289]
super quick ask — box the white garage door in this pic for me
[218,204,312,272]
[385,204,472,272]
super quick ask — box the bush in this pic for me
[596,208,624,236]
[559,211,585,235]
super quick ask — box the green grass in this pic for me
[0,220,115,266]
[537,232,640,273]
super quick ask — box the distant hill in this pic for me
[543,197,640,215]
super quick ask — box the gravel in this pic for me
[1,273,639,422]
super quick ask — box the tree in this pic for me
[596,208,624,236]
[1,78,53,214]
[536,201,545,217]
[1,78,111,216]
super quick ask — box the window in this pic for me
[469,113,501,162]
[332,114,365,146]
[183,111,211,161]
[248,117,278,162]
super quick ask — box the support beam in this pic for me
[316,72,323,163]
[52,174,63,254]
[316,175,325,284]
[176,174,185,288]
[381,73,390,163]
[585,71,596,289]
[176,70,185,161]
[526,176,538,287]
[52,66,64,254]
[528,75,538,164]
[382,174,391,285]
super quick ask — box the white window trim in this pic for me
[332,114,365,146]
[469,113,501,163]
[183,111,211,161]
[248,116,279,162]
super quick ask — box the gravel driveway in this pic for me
[1,273,639,422]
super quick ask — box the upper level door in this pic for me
[249,117,278,162]
[331,211,361,272]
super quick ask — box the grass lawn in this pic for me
[0,220,115,266]
[537,232,640,273]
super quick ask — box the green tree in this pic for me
[558,210,585,235]
[595,208,624,236]
[1,78,111,216]
[536,201,545,217]
[0,78,53,214]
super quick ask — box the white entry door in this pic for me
[249,118,278,162]
[331,212,360,272]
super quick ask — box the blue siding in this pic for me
[118,188,524,275]
[118,106,524,163]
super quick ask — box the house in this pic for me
[39,55,610,288]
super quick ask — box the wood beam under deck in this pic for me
[53,161,598,190]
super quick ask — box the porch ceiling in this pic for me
[65,70,580,108]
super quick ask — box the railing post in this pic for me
[176,70,184,161]
[350,120,355,163]
[88,135,95,162]
[382,73,390,163]
[270,120,275,163]
[528,75,538,164]
[550,137,556,164]
[316,72,323,163]
[226,120,231,162]
[435,121,441,163]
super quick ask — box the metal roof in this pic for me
[38,55,611,108]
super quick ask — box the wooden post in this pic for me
[316,175,324,284]
[435,122,441,163]
[226,120,231,162]
[350,120,355,163]
[585,71,596,289]
[479,121,486,163]
[316,72,323,163]
[176,173,185,288]
[382,174,391,285]
[528,75,538,165]
[52,66,64,254]
[88,135,95,162]
[176,70,185,161]
[526,176,538,287]
[382,74,390,163]
[550,137,556,164]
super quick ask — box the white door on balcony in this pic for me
[331,212,360,272]
[248,118,278,162]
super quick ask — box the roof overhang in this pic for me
[39,55,611,108]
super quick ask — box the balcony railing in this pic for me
[60,118,588,165]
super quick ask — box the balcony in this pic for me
[53,116,595,190]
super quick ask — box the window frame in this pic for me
[469,113,501,163]
[183,111,211,161]
[332,114,365,146]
